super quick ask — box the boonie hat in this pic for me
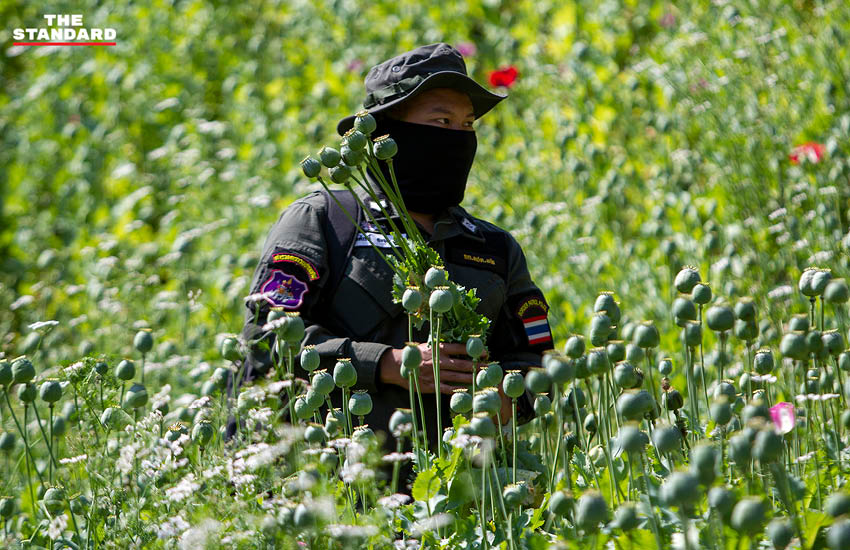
[336,42,507,135]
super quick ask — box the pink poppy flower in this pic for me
[769,402,796,434]
[456,42,477,57]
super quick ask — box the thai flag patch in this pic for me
[523,315,552,345]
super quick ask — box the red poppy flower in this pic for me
[789,142,825,165]
[489,66,519,88]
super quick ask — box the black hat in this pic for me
[336,42,506,135]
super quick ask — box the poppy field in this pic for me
[3,0,850,548]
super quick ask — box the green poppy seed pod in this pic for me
[753,349,775,375]
[39,380,63,404]
[594,292,621,324]
[692,283,712,305]
[0,432,15,452]
[780,331,809,361]
[304,423,327,445]
[11,357,35,385]
[764,518,793,550]
[401,343,422,369]
[661,471,701,509]
[565,335,586,359]
[741,401,770,423]
[503,371,526,399]
[605,340,626,363]
[311,370,334,396]
[633,321,660,349]
[333,359,357,388]
[734,298,757,321]
[706,305,735,332]
[373,135,398,160]
[822,330,844,357]
[300,346,320,372]
[673,297,697,326]
[589,313,613,347]
[466,336,485,359]
[617,423,647,454]
[200,381,215,398]
[731,497,767,535]
[583,412,597,433]
[711,400,733,425]
[549,490,573,516]
[115,359,135,381]
[134,330,154,354]
[450,390,473,414]
[340,146,365,167]
[17,383,36,403]
[389,409,413,435]
[826,492,850,518]
[429,287,454,313]
[613,502,639,531]
[325,408,344,435]
[220,336,242,361]
[293,396,312,420]
[267,309,286,322]
[575,491,608,532]
[304,389,323,411]
[483,362,504,386]
[348,391,373,417]
[826,278,850,304]
[319,146,341,168]
[343,129,367,151]
[473,389,501,415]
[714,380,737,401]
[624,343,644,363]
[658,357,673,375]
[402,287,423,311]
[812,269,832,295]
[424,267,448,289]
[300,156,322,178]
[0,497,15,518]
[728,432,752,466]
[753,428,783,463]
[663,389,684,411]
[807,330,824,354]
[734,319,758,342]
[94,361,108,377]
[788,313,809,332]
[586,348,610,376]
[678,321,700,349]
[708,487,736,523]
[502,483,527,508]
[121,383,148,411]
[525,368,551,394]
[52,415,66,437]
[43,487,66,515]
[191,421,214,447]
[328,163,352,184]
[690,443,718,485]
[613,361,638,389]
[545,355,575,385]
[354,111,377,135]
[617,390,654,421]
[284,314,306,344]
[535,394,552,416]
[0,361,11,387]
[652,423,682,454]
[830,518,850,550]
[573,354,590,379]
[566,386,586,410]
[470,413,497,438]
[675,267,701,294]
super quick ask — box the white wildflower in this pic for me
[48,513,68,539]
[768,285,794,300]
[179,519,221,550]
[378,493,411,510]
[262,317,288,332]
[29,320,59,331]
[10,295,35,310]
[410,513,454,536]
[59,454,87,465]
[248,407,273,425]
[165,472,200,503]
[325,524,379,538]
[155,514,191,539]
[63,362,85,376]
[768,208,787,220]
[382,452,415,464]
[188,396,211,410]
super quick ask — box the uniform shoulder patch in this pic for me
[515,293,552,347]
[269,249,319,281]
[260,270,309,310]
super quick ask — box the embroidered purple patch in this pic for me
[261,269,309,310]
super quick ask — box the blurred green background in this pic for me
[2,0,848,373]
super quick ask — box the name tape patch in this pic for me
[271,252,319,281]
[354,232,406,249]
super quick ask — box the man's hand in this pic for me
[379,342,477,395]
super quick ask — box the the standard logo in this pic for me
[13,14,116,46]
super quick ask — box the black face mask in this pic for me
[369,117,477,215]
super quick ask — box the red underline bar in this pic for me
[13,42,116,46]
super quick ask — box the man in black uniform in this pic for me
[241,43,553,448]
